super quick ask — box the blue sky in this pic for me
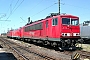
[0,0,90,33]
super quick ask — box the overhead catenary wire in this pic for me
[20,0,44,23]
[10,4,12,14]
[60,3,90,15]
[31,3,58,17]
[29,0,90,18]
[6,0,90,21]
[0,0,13,21]
[6,0,24,20]
[20,17,27,23]
[26,0,44,14]
[0,13,6,19]
[6,0,59,21]
[30,0,62,17]
[0,19,11,21]
[12,0,20,13]
[61,3,90,11]
[12,0,24,13]
[6,0,14,15]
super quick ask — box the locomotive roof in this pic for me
[24,14,79,27]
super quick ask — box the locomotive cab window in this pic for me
[62,18,79,25]
[62,18,70,25]
[52,18,58,26]
[71,19,79,25]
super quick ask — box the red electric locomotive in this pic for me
[7,30,13,38]
[13,29,20,39]
[9,29,20,39]
[21,13,80,50]
[19,27,24,40]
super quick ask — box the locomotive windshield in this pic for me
[62,18,79,25]
[62,18,70,25]
[71,19,79,25]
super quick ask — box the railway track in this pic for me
[1,37,90,60]
[58,49,90,60]
[77,50,90,59]
[0,37,29,60]
[0,37,61,60]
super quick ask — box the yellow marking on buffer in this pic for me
[72,53,80,60]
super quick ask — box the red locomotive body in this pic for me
[21,14,80,50]
[60,15,80,38]
[7,30,13,38]
[19,27,24,39]
[7,13,80,50]
[11,29,20,39]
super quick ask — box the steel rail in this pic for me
[0,37,57,60]
[0,38,29,60]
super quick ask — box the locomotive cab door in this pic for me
[46,20,48,37]
[45,17,60,40]
[51,17,60,39]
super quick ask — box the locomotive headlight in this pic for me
[73,33,80,36]
[76,34,78,35]
[76,33,80,36]
[65,34,67,36]
[62,33,70,36]
[62,33,64,36]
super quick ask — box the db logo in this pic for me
[29,32,35,35]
